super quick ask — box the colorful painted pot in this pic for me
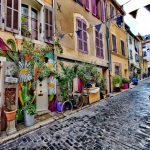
[56,101,63,112]
[123,83,129,89]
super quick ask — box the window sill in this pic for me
[78,50,88,54]
[15,35,48,46]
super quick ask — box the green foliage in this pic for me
[54,39,63,54]
[133,73,138,78]
[96,77,106,91]
[77,62,100,85]
[113,75,122,86]
[57,62,79,101]
[122,77,130,83]
[22,94,36,115]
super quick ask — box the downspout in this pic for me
[105,3,112,93]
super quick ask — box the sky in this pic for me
[116,0,150,36]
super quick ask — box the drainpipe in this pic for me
[105,4,112,93]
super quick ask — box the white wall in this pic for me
[143,42,150,67]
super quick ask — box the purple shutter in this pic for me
[100,0,105,22]
[77,18,83,51]
[6,0,19,33]
[83,21,88,52]
[100,33,103,58]
[92,0,96,16]
[85,0,89,10]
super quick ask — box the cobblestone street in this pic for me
[1,79,150,150]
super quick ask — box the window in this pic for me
[115,65,120,75]
[31,8,38,40]
[112,34,117,52]
[130,50,133,59]
[143,51,147,57]
[121,40,125,56]
[77,18,88,53]
[95,30,103,58]
[21,5,29,36]
[21,5,38,40]
[135,54,139,62]
[110,4,114,18]
[45,7,53,42]
[129,36,132,44]
[6,0,19,33]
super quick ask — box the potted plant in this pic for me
[113,75,122,88]
[122,78,130,89]
[23,95,36,127]
[113,75,122,92]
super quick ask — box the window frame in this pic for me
[110,4,114,18]
[5,0,19,33]
[115,65,120,75]
[112,34,117,52]
[44,6,54,43]
[31,8,38,40]
[121,40,125,56]
[95,29,104,58]
[76,17,88,53]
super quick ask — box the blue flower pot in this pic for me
[56,102,63,112]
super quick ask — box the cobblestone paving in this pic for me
[1,79,150,150]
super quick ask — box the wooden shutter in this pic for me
[110,4,114,18]
[100,0,105,22]
[95,30,103,58]
[77,18,88,53]
[45,7,53,43]
[77,18,83,51]
[85,0,89,10]
[91,0,96,16]
[121,40,125,56]
[6,0,19,33]
[112,34,116,52]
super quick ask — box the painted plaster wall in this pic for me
[109,23,128,77]
[106,0,128,78]
[143,42,150,67]
[54,0,108,67]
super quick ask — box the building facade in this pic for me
[0,0,55,113]
[106,0,129,85]
[54,0,110,94]
[142,35,150,76]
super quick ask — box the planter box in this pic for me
[122,83,129,89]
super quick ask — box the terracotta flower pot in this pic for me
[4,110,17,121]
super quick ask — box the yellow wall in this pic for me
[143,60,148,72]
[107,0,128,78]
[55,0,108,67]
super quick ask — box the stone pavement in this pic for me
[1,79,150,150]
